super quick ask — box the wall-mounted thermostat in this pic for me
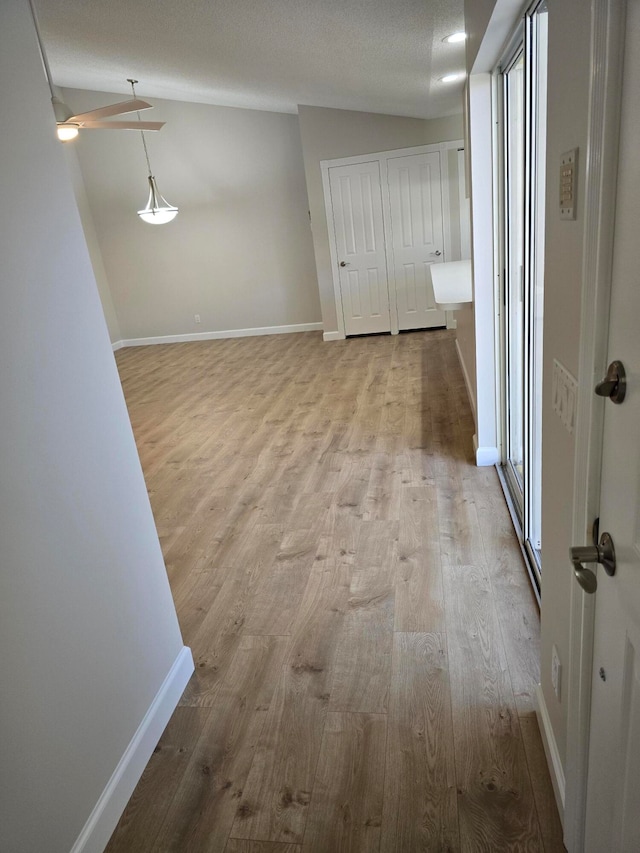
[560,148,578,220]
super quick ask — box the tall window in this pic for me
[499,1,548,597]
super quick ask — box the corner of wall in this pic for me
[455,335,477,426]
[64,144,122,344]
[535,684,566,825]
[473,439,500,466]
[70,647,194,853]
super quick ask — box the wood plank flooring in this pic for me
[106,329,564,852]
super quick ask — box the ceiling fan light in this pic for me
[137,175,178,225]
[57,124,79,141]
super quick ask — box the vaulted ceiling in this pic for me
[32,0,466,119]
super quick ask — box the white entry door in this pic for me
[386,152,447,330]
[328,161,391,336]
[584,3,640,849]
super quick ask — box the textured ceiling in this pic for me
[32,0,466,119]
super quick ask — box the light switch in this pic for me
[560,148,578,220]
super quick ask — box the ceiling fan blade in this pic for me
[77,120,166,131]
[66,99,153,123]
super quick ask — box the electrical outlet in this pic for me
[194,314,201,324]
[551,645,562,701]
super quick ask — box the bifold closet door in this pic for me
[386,152,447,331]
[328,161,392,336]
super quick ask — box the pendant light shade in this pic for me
[138,175,178,224]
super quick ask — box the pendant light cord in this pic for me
[128,79,153,178]
[128,78,178,223]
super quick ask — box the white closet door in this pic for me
[328,161,391,336]
[387,152,447,331]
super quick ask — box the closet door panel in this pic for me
[387,153,447,331]
[328,162,392,336]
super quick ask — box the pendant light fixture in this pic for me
[129,79,178,225]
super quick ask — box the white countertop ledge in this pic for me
[430,259,472,311]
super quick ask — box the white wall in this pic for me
[465,0,503,69]
[539,0,591,773]
[66,90,321,342]
[66,148,122,343]
[446,146,464,262]
[465,0,527,73]
[453,80,477,423]
[455,301,477,414]
[467,74,499,462]
[454,67,497,459]
[297,105,464,333]
[464,0,595,800]
[0,2,191,850]
[445,146,478,419]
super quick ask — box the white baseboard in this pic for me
[474,439,499,467]
[535,684,566,827]
[112,340,124,352]
[116,322,323,349]
[455,338,477,426]
[323,330,345,341]
[70,646,194,853]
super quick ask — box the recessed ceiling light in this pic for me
[444,32,467,44]
[440,73,464,84]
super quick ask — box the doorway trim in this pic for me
[564,0,625,849]
[320,141,462,340]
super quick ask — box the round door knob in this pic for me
[433,250,442,256]
[340,261,350,267]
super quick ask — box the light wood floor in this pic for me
[107,329,564,852]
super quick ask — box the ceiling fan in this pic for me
[28,0,164,141]
[52,95,164,141]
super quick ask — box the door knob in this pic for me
[569,531,616,594]
[595,360,626,403]
[570,560,598,594]
[339,261,350,267]
[431,250,442,256]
